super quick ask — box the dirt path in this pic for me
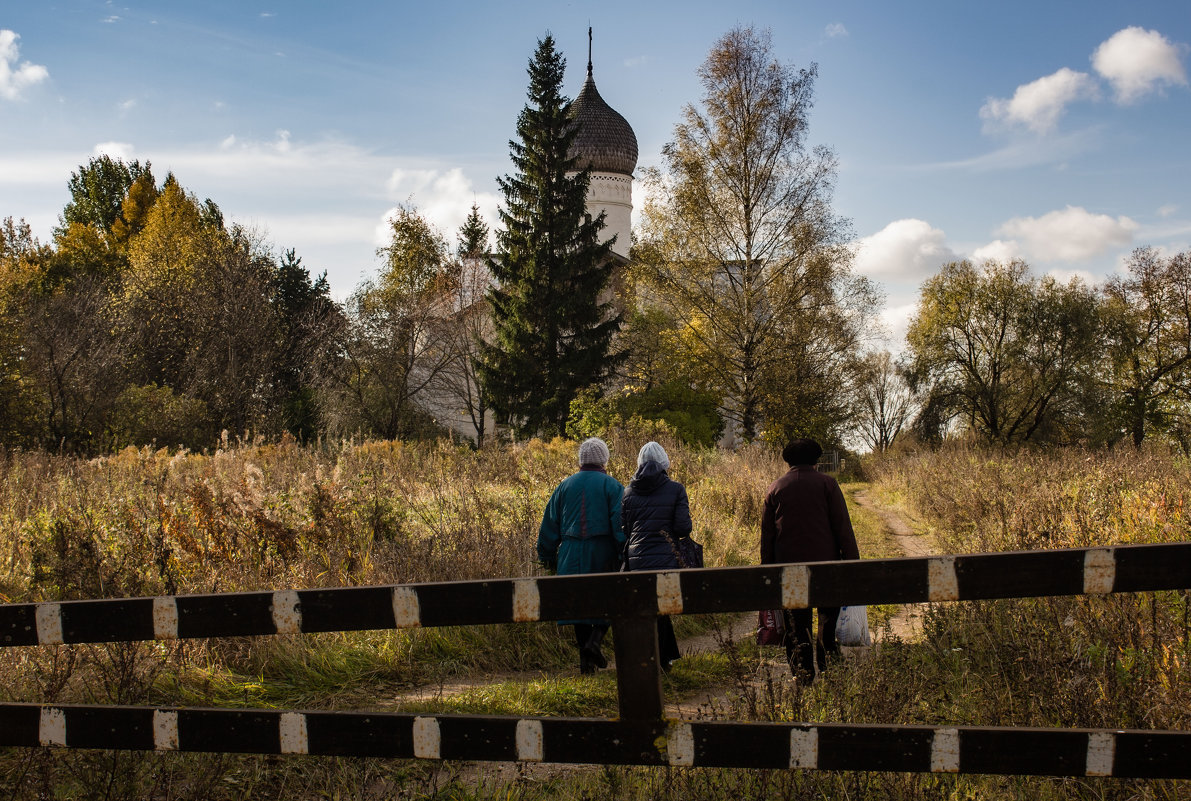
[851,488,937,641]
[666,490,942,719]
[383,616,753,710]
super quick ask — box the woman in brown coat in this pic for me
[760,439,860,682]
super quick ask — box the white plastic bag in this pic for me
[835,605,871,647]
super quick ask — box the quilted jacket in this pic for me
[622,462,692,571]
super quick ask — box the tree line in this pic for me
[2,27,1186,455]
[0,163,337,450]
[902,251,1191,451]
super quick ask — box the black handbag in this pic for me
[670,532,704,569]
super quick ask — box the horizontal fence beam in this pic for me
[1,703,1188,778]
[2,542,1188,648]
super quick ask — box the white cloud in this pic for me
[624,56,648,68]
[220,134,236,149]
[386,167,468,200]
[380,167,500,247]
[996,205,1137,262]
[1092,27,1188,104]
[825,23,848,39]
[273,129,292,153]
[245,212,376,247]
[0,152,76,185]
[853,219,958,280]
[878,302,918,351]
[118,98,136,112]
[0,29,49,101]
[927,128,1101,171]
[980,67,1098,134]
[1157,204,1178,218]
[102,16,120,24]
[971,239,1022,264]
[93,141,136,160]
[1045,267,1097,286]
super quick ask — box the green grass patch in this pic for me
[666,649,739,692]
[398,672,621,717]
[393,649,743,718]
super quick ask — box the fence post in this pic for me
[611,615,664,721]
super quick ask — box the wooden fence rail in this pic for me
[2,541,1189,777]
[1,704,1188,778]
[3,542,1187,648]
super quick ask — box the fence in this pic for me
[2,541,1190,777]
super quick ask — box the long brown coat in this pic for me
[760,466,860,564]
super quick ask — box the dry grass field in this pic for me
[0,437,1187,799]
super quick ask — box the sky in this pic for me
[2,1,1189,349]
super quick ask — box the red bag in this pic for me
[756,608,785,646]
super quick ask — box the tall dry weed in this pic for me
[852,445,1191,772]
[869,444,1191,552]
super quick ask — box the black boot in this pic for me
[582,625,608,670]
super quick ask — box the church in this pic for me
[426,36,639,443]
[567,39,638,262]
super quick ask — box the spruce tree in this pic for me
[480,35,620,437]
[457,202,489,259]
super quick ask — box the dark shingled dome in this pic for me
[568,70,638,177]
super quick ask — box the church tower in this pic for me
[568,29,638,260]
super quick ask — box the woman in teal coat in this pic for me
[537,437,624,673]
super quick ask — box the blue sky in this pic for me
[2,1,1189,346]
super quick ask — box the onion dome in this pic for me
[568,57,638,177]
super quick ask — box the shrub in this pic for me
[109,383,213,450]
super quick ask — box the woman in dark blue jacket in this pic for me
[622,441,691,670]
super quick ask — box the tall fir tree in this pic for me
[273,248,334,440]
[480,35,620,437]
[457,202,489,259]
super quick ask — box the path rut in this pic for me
[852,488,937,641]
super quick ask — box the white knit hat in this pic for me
[578,437,610,467]
[636,441,670,470]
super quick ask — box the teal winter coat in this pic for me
[537,467,625,576]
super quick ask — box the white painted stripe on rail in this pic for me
[1086,732,1115,776]
[789,727,818,769]
[392,587,421,628]
[782,565,809,609]
[667,722,695,766]
[512,579,541,622]
[928,557,959,601]
[413,716,440,759]
[656,573,684,615]
[35,603,64,645]
[516,719,544,762]
[39,707,66,747]
[1083,549,1116,595]
[272,590,302,635]
[931,728,960,772]
[279,712,309,754]
[153,710,179,751]
[153,597,178,639]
